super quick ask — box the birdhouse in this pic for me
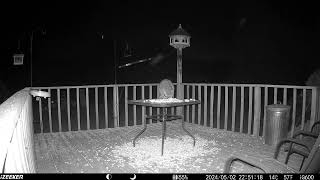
[13,53,24,65]
[169,24,191,49]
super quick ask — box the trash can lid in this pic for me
[266,104,290,111]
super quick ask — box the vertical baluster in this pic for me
[38,91,43,133]
[192,85,195,124]
[48,89,52,133]
[198,85,203,125]
[301,89,306,130]
[77,88,81,130]
[217,86,221,129]
[210,85,214,128]
[67,88,71,131]
[149,85,152,124]
[240,86,244,133]
[57,89,62,132]
[95,87,99,129]
[157,84,160,120]
[198,85,201,125]
[86,88,90,130]
[104,87,108,128]
[283,88,287,105]
[224,86,228,130]
[248,86,253,134]
[290,89,297,137]
[113,86,119,128]
[232,86,236,132]
[142,86,145,125]
[133,86,137,126]
[253,86,261,137]
[125,86,128,127]
[186,85,190,123]
[263,87,268,137]
[274,88,278,104]
[204,85,208,127]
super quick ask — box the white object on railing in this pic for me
[29,90,50,99]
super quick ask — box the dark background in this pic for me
[1,1,319,95]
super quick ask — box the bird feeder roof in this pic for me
[169,24,190,37]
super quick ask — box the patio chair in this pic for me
[224,130,320,173]
[281,121,320,170]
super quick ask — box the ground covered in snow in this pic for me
[35,122,300,173]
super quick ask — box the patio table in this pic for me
[128,99,200,155]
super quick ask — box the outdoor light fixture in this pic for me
[13,53,24,65]
[13,27,46,87]
[13,40,24,65]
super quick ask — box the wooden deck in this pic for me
[34,121,303,173]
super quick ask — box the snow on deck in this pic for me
[34,121,301,173]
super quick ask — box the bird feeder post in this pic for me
[169,24,191,115]
[177,47,183,100]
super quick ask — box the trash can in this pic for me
[265,104,291,147]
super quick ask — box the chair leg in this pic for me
[285,143,293,164]
[224,157,234,173]
[299,157,306,171]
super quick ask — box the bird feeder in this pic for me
[169,24,191,49]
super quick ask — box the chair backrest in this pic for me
[301,134,320,173]
[158,79,174,99]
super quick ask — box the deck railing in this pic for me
[183,83,320,137]
[0,88,36,173]
[32,83,320,138]
[0,83,317,173]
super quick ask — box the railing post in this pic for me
[253,86,261,136]
[113,85,119,128]
[317,87,320,123]
[312,87,320,128]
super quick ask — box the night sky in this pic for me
[1,1,319,93]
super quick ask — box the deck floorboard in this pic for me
[34,122,303,173]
